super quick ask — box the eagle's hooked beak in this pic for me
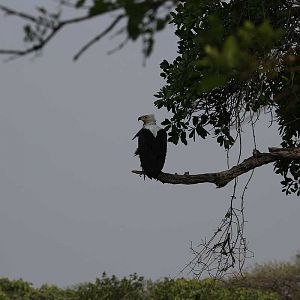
[138,116,142,121]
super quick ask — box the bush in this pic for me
[0,272,280,300]
[146,278,278,300]
[75,273,145,300]
[226,254,300,300]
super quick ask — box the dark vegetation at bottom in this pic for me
[1,254,300,300]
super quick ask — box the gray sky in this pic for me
[0,0,300,287]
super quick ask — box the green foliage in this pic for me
[0,278,32,300]
[155,0,300,194]
[89,1,116,16]
[0,274,279,300]
[274,57,300,195]
[147,277,278,300]
[227,254,300,300]
[80,0,174,58]
[0,278,76,300]
[75,0,86,8]
[76,272,145,299]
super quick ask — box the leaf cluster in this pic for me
[75,0,175,57]
[155,0,300,193]
[275,57,300,195]
[23,7,61,46]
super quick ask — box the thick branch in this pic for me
[132,147,300,187]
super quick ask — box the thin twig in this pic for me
[0,4,37,22]
[73,14,125,61]
[0,24,62,60]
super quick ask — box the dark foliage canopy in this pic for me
[154,0,300,195]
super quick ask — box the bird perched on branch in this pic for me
[133,114,167,179]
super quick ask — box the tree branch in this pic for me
[73,14,125,61]
[0,4,37,22]
[0,25,62,60]
[0,4,121,60]
[132,147,300,187]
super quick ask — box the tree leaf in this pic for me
[76,0,86,8]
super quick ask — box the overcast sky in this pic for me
[0,0,300,287]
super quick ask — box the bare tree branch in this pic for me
[73,14,125,61]
[0,25,62,60]
[132,147,300,187]
[107,36,129,55]
[0,4,37,22]
[0,4,121,60]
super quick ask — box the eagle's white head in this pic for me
[138,114,156,125]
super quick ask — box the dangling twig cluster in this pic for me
[182,175,254,279]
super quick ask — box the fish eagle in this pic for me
[133,114,167,179]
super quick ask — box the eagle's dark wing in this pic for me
[136,128,167,179]
[155,129,167,176]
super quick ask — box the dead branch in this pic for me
[132,147,300,187]
[0,4,121,60]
